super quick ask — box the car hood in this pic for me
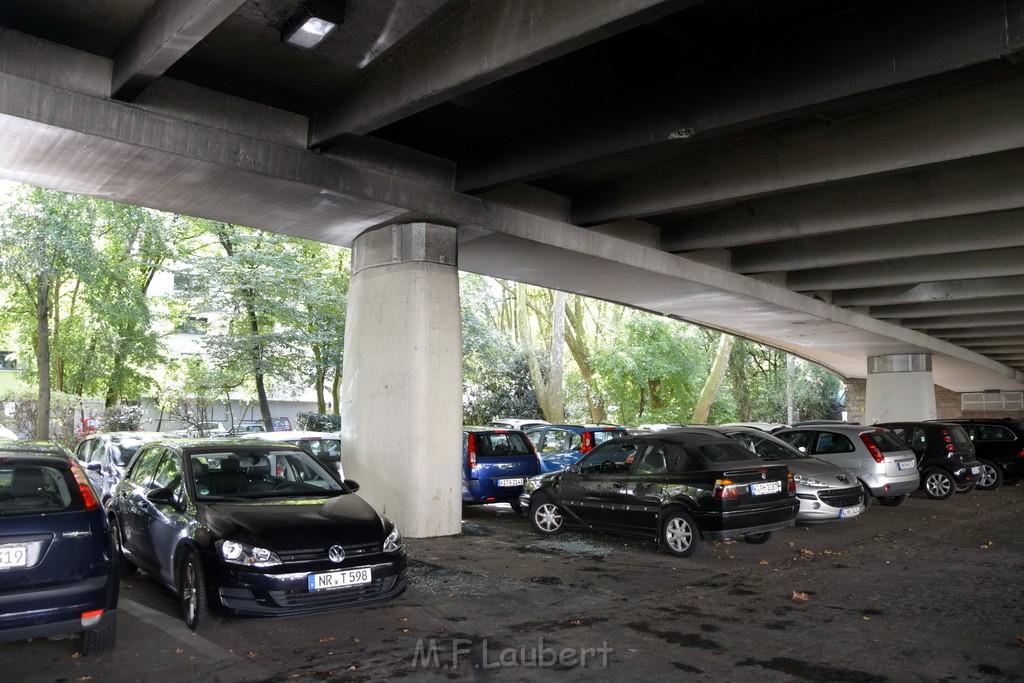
[199,494,386,549]
[782,457,857,485]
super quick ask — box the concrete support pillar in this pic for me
[865,353,937,423]
[340,223,462,538]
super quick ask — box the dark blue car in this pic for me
[0,441,119,655]
[462,427,540,512]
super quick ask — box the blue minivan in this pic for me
[462,427,540,512]
[0,441,119,655]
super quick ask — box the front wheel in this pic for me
[661,510,705,557]
[109,517,137,578]
[529,497,564,535]
[877,494,907,507]
[955,482,976,494]
[922,469,955,500]
[744,531,773,545]
[179,551,220,632]
[976,461,1003,491]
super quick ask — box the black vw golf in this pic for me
[520,431,799,557]
[109,439,406,630]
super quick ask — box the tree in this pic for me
[691,333,735,424]
[517,284,566,422]
[0,187,99,438]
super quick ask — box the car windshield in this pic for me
[190,449,343,500]
[111,437,151,467]
[692,441,760,463]
[728,432,809,461]
[0,463,78,514]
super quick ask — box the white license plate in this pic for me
[497,478,524,487]
[971,466,981,475]
[897,460,915,470]
[839,506,861,519]
[0,545,28,568]
[750,481,782,495]
[307,566,372,591]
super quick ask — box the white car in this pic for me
[487,418,551,431]
[238,430,345,478]
[0,424,17,439]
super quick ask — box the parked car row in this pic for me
[1,432,403,654]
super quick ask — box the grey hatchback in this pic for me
[774,425,919,506]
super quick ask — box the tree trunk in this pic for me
[787,353,797,424]
[691,334,734,425]
[34,275,51,439]
[331,364,341,416]
[516,284,566,422]
[564,296,606,422]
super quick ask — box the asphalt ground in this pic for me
[2,484,1022,682]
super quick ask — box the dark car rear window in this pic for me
[591,430,624,447]
[693,442,761,463]
[862,431,908,453]
[0,463,79,513]
[475,432,533,457]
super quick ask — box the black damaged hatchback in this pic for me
[520,431,798,557]
[109,439,407,630]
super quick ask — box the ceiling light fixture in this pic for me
[282,1,344,50]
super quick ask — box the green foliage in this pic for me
[296,411,340,432]
[103,404,147,431]
[0,388,79,447]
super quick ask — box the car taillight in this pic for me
[941,429,955,452]
[81,609,104,627]
[713,478,742,499]
[1017,448,1024,459]
[788,471,796,493]
[69,459,100,510]
[580,432,593,453]
[859,433,886,463]
[467,432,477,468]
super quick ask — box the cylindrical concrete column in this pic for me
[340,223,462,538]
[865,353,937,423]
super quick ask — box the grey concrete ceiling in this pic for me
[0,0,1022,391]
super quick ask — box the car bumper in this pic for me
[694,499,799,540]
[463,480,526,504]
[214,554,408,617]
[795,485,866,522]
[0,572,116,642]
[863,473,919,498]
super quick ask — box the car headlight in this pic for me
[217,540,282,567]
[383,521,404,553]
[792,473,829,487]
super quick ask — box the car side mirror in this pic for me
[147,486,184,510]
[797,447,807,453]
[567,464,581,474]
[343,479,360,492]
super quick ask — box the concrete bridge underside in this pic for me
[1,0,1023,534]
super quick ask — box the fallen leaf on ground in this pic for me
[319,636,335,643]
[792,591,810,602]
[174,647,185,655]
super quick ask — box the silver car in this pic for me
[687,427,866,522]
[774,425,919,506]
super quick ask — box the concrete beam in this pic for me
[789,247,1024,292]
[869,296,1024,320]
[457,0,1024,192]
[111,0,245,100]
[309,0,700,145]
[663,148,1024,251]
[832,276,1024,307]
[928,325,1024,340]
[575,69,1024,225]
[904,311,1024,330]
[728,210,1024,274]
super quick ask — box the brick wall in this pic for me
[841,382,1024,421]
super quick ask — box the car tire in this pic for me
[859,482,872,508]
[109,516,137,578]
[661,510,705,558]
[922,469,955,500]
[509,500,523,514]
[80,612,116,656]
[955,482,977,494]
[529,497,564,535]
[876,494,907,507]
[976,461,1003,491]
[179,550,220,632]
[744,531,773,545]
